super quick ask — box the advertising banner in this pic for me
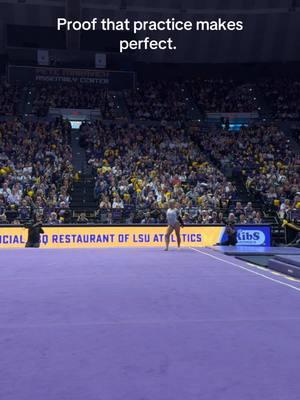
[48,108,101,120]
[8,65,135,90]
[207,112,259,121]
[0,225,271,249]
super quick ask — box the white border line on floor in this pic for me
[190,247,300,293]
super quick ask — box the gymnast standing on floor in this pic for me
[165,199,184,251]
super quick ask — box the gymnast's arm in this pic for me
[178,214,184,227]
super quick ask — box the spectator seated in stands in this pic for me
[47,211,60,225]
[77,212,89,224]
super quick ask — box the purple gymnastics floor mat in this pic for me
[268,255,300,278]
[274,255,300,267]
[1,247,300,400]
[213,245,300,256]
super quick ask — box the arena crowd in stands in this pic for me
[0,81,20,116]
[188,79,257,113]
[0,117,73,224]
[79,121,237,224]
[31,83,119,118]
[2,77,299,121]
[124,81,189,121]
[195,122,300,219]
[259,79,300,120]
[29,78,258,121]
[0,75,299,225]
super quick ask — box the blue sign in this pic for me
[222,225,271,246]
[237,226,271,246]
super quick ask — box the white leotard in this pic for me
[167,208,179,227]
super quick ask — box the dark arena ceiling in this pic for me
[0,0,300,63]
